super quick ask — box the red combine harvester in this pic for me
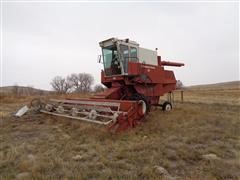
[29,38,184,132]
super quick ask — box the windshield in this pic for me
[102,46,121,76]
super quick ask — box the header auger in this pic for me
[17,38,184,133]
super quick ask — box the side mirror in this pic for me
[97,55,102,63]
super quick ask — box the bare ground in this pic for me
[0,87,240,179]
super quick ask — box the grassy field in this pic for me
[0,82,240,179]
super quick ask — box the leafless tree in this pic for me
[68,73,81,92]
[50,76,72,94]
[68,73,94,92]
[94,84,104,92]
[81,73,94,92]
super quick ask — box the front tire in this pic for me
[129,94,150,116]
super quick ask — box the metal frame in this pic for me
[40,110,113,125]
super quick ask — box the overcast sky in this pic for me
[1,1,239,90]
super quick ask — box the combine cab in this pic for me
[18,38,184,132]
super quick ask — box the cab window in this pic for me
[120,45,129,59]
[120,44,129,73]
[130,47,137,62]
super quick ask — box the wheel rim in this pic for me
[138,100,147,116]
[165,104,172,111]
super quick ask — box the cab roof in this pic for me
[99,37,139,47]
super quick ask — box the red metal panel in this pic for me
[128,61,140,75]
[93,87,122,100]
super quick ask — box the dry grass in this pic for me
[0,84,240,179]
[172,89,240,106]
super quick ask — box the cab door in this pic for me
[119,44,129,74]
[119,44,139,74]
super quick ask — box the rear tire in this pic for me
[162,101,172,111]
